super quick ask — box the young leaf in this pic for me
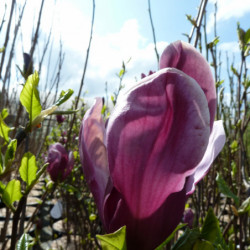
[155,223,186,250]
[1,109,8,120]
[186,14,197,27]
[19,152,38,188]
[16,233,34,250]
[207,37,220,49]
[54,89,74,106]
[244,28,250,44]
[2,179,22,207]
[0,181,6,194]
[0,113,11,142]
[238,197,250,215]
[201,208,227,249]
[216,173,239,206]
[230,65,239,77]
[230,140,238,154]
[237,23,245,50]
[172,228,200,250]
[5,139,17,168]
[20,71,42,123]
[97,226,127,250]
[119,69,125,78]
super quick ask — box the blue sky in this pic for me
[0,0,250,104]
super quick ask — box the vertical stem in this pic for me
[67,0,95,147]
[10,197,26,250]
[148,0,159,65]
[0,0,16,110]
[193,0,208,48]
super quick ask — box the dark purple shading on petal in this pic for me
[103,183,187,250]
[159,41,216,130]
[106,68,210,219]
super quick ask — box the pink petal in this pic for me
[186,120,226,195]
[79,98,110,219]
[159,41,216,130]
[106,68,210,218]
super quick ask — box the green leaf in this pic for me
[207,37,220,49]
[1,109,8,120]
[237,23,245,49]
[19,152,38,188]
[201,208,227,249]
[186,14,197,27]
[54,89,74,106]
[230,140,238,153]
[5,139,17,168]
[172,228,200,250]
[24,163,48,195]
[230,65,239,77]
[244,28,250,44]
[213,36,220,46]
[0,181,6,194]
[16,233,33,250]
[216,173,239,206]
[97,226,127,250]
[2,179,22,206]
[216,80,224,88]
[0,113,11,142]
[238,197,250,215]
[244,45,250,57]
[155,223,186,250]
[0,46,5,53]
[193,239,214,250]
[20,71,42,123]
[119,69,125,78]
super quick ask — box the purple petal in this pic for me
[62,151,74,179]
[47,143,71,182]
[159,41,216,130]
[106,68,210,218]
[79,98,110,219]
[186,120,226,195]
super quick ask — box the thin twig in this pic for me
[67,0,95,147]
[148,0,159,65]
[193,0,208,48]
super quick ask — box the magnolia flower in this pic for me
[47,143,74,182]
[56,114,65,124]
[79,41,225,249]
[183,208,194,228]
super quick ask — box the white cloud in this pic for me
[218,41,240,53]
[78,19,168,97]
[207,0,250,33]
[0,1,169,104]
